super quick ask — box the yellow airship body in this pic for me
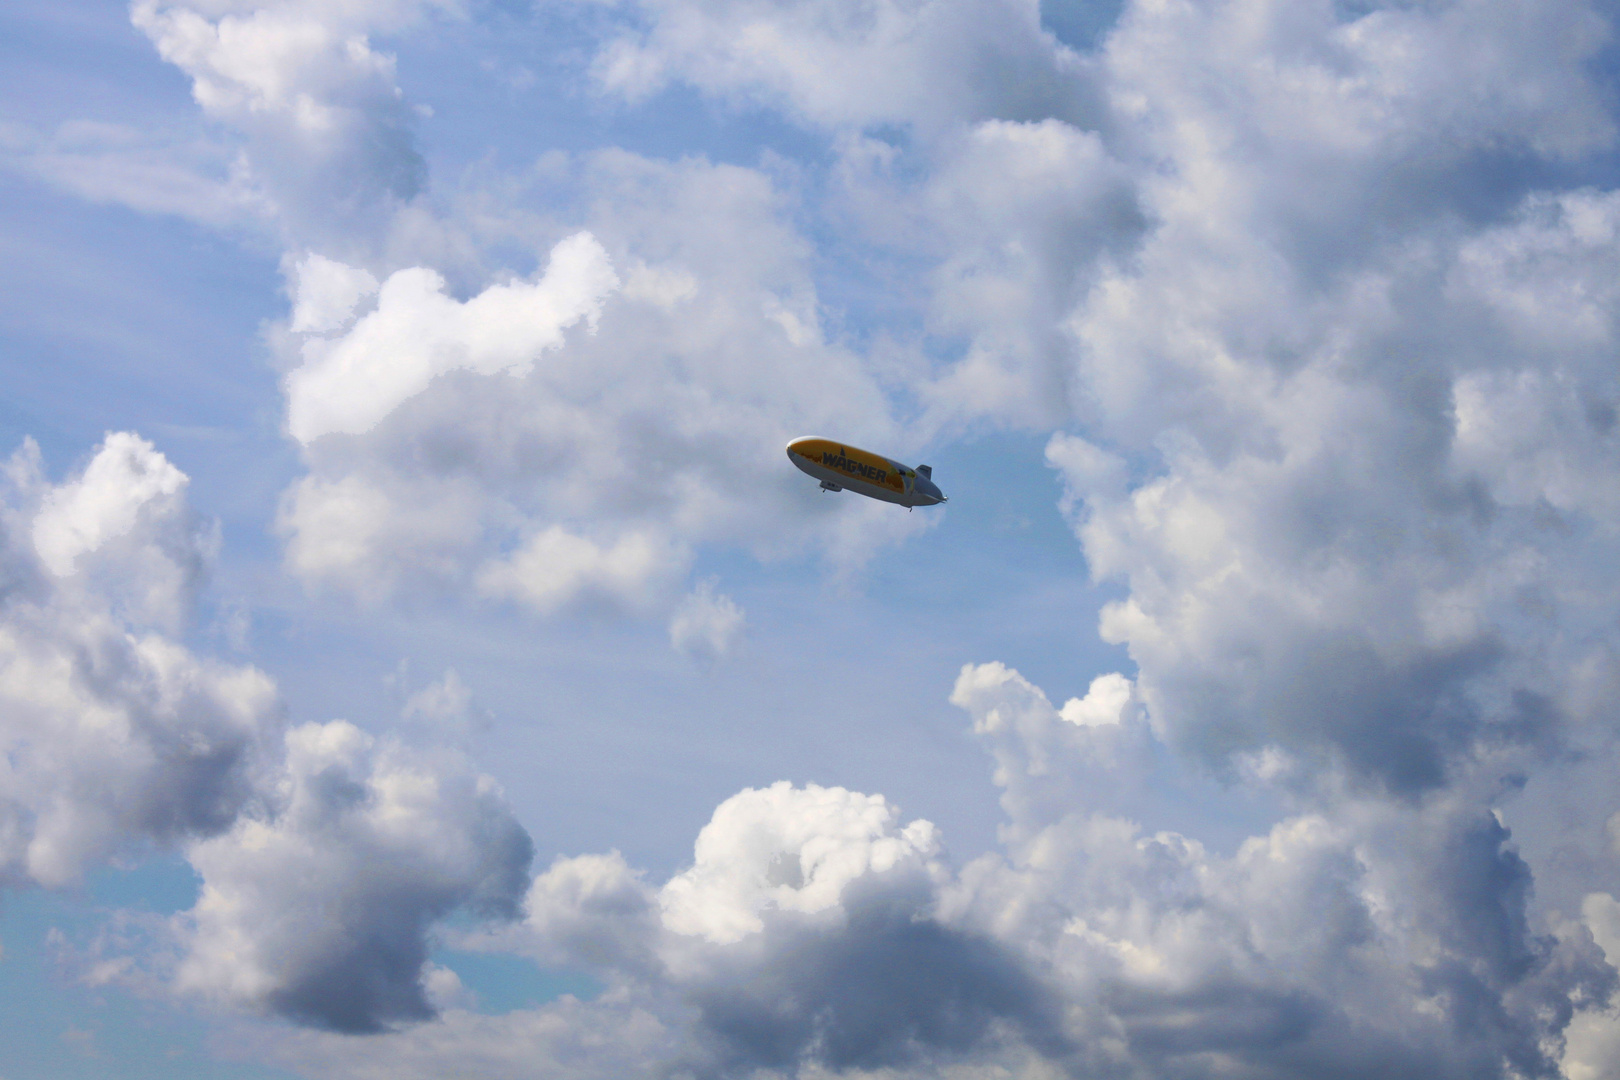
[786,437,947,508]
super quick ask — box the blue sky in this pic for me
[4,1,1620,1077]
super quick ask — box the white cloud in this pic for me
[949,660,1161,842]
[95,0,1620,1073]
[32,432,189,579]
[1058,671,1132,727]
[588,777,1062,1074]
[288,252,380,333]
[1446,190,1620,526]
[1029,0,1620,800]
[909,118,1141,428]
[0,119,268,230]
[399,776,1061,1076]
[0,619,278,889]
[1565,894,1620,1080]
[517,850,660,974]
[476,527,683,615]
[667,579,744,660]
[285,232,619,442]
[260,659,1615,1077]
[130,0,453,248]
[659,780,943,945]
[942,662,1610,1080]
[274,150,931,613]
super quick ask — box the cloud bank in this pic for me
[242,660,1614,1078]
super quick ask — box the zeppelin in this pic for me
[785,437,947,508]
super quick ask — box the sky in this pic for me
[3,0,1620,1077]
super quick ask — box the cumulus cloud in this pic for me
[33,433,187,574]
[285,232,619,442]
[1058,671,1132,728]
[1566,892,1620,1079]
[264,657,1618,1078]
[275,150,930,613]
[178,720,533,1032]
[288,251,380,334]
[944,662,1616,1079]
[1035,0,1620,800]
[28,431,214,629]
[988,5,1620,1049]
[493,780,1069,1076]
[0,435,275,887]
[658,781,945,945]
[131,0,451,246]
[417,665,1603,1078]
[0,433,534,1036]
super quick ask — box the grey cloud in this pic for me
[594,0,1108,136]
[179,722,535,1033]
[132,0,441,255]
[493,782,1076,1077]
[0,435,279,887]
[1202,627,1510,796]
[1043,1,1620,798]
[229,667,1617,1078]
[684,880,1071,1075]
[945,663,1612,1080]
[517,851,663,974]
[0,432,536,1037]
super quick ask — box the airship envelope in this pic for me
[786,437,947,508]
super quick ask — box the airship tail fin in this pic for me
[916,464,932,479]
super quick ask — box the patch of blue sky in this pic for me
[400,21,836,174]
[716,430,1285,852]
[84,855,203,915]
[1038,0,1127,53]
[432,949,601,1013]
[0,168,301,689]
[204,432,1112,873]
[0,3,197,130]
[0,169,290,526]
[0,867,298,1080]
[381,0,959,359]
